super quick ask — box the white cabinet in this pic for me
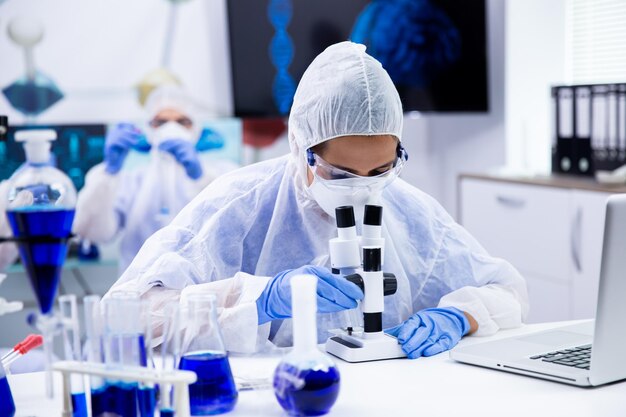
[459,175,616,323]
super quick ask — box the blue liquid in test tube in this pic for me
[138,385,158,417]
[159,409,175,417]
[71,392,88,417]
[90,385,109,417]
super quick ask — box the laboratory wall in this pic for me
[505,0,567,175]
[403,0,507,217]
[0,0,233,123]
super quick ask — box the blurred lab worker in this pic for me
[73,85,237,272]
[108,42,528,357]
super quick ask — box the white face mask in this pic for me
[150,121,194,147]
[308,175,388,221]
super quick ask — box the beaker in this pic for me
[179,294,238,415]
[102,292,146,417]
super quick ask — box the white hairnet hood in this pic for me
[144,85,197,123]
[288,41,404,161]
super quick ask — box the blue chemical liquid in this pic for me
[159,408,174,417]
[273,363,340,416]
[178,351,238,415]
[138,386,157,417]
[90,386,108,417]
[6,208,74,314]
[106,382,138,417]
[0,376,16,417]
[71,392,88,417]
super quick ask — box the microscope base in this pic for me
[325,331,406,362]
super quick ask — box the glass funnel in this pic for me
[5,129,76,315]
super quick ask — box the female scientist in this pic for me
[108,42,528,358]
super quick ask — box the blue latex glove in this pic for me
[256,265,364,325]
[104,123,144,174]
[385,307,470,359]
[158,139,203,180]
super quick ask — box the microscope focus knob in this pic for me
[345,273,364,292]
[383,273,397,296]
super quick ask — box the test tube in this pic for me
[59,294,87,417]
[138,300,157,417]
[83,295,107,417]
[159,302,181,417]
[102,292,144,417]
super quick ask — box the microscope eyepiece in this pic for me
[362,247,382,272]
[335,206,356,228]
[363,205,382,226]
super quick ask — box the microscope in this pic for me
[325,205,406,362]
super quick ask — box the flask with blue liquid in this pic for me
[0,361,15,417]
[179,294,238,415]
[273,275,341,416]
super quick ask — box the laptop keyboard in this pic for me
[529,344,591,370]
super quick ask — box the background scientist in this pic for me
[73,85,237,272]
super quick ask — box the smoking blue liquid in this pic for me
[106,382,138,417]
[0,376,16,417]
[159,409,174,417]
[178,351,238,415]
[90,386,108,417]
[71,392,88,417]
[138,386,157,417]
[273,363,340,416]
[6,208,74,314]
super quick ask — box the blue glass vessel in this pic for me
[179,351,238,415]
[7,207,74,314]
[273,363,340,416]
[0,375,16,417]
[272,276,341,416]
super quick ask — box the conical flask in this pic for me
[5,129,76,315]
[179,294,238,415]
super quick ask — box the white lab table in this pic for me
[9,320,626,417]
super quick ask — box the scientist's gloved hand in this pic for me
[158,139,203,180]
[385,307,470,359]
[256,265,364,325]
[104,123,145,175]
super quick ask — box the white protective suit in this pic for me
[73,87,237,272]
[108,42,529,353]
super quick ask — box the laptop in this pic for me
[450,194,626,386]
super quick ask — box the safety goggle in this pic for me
[149,117,193,129]
[306,143,408,183]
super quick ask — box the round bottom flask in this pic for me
[272,275,340,416]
